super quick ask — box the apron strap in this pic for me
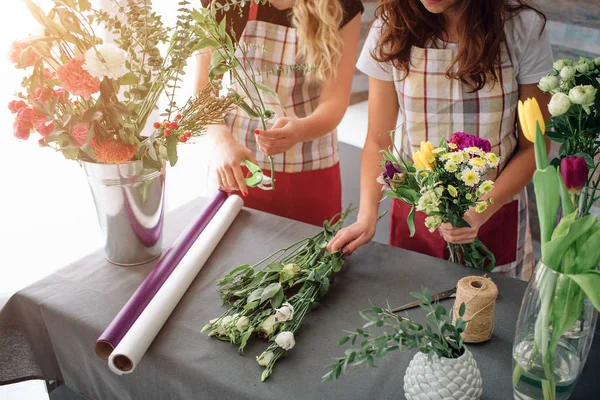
[248,0,259,21]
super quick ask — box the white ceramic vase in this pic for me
[403,348,482,400]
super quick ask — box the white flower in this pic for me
[256,351,274,367]
[274,302,294,323]
[221,315,234,328]
[576,62,589,74]
[275,331,296,350]
[416,190,440,214]
[280,263,301,282]
[424,215,442,232]
[236,316,250,332]
[560,66,576,80]
[83,44,128,79]
[568,85,597,106]
[595,57,600,67]
[548,92,571,117]
[553,59,566,71]
[538,75,558,92]
[260,315,277,336]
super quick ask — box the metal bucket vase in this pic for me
[82,160,166,266]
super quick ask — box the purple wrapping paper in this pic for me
[95,190,228,359]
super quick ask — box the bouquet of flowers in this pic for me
[537,56,600,215]
[379,132,499,270]
[203,208,353,381]
[9,0,244,168]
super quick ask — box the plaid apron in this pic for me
[223,1,339,173]
[390,45,534,280]
[218,1,342,225]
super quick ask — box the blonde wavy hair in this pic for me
[291,0,344,83]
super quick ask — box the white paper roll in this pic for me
[108,195,243,374]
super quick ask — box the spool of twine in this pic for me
[452,276,498,343]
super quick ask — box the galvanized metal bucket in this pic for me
[82,160,166,266]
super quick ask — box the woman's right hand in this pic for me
[213,129,257,196]
[326,216,377,256]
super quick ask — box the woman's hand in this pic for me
[438,208,487,245]
[254,117,305,156]
[213,130,256,196]
[326,216,377,256]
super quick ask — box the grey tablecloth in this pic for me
[1,198,598,400]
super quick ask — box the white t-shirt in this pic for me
[357,9,554,85]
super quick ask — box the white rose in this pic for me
[274,302,294,323]
[548,92,572,116]
[83,44,128,79]
[538,75,558,92]
[569,85,597,106]
[553,59,566,71]
[594,57,600,67]
[275,331,296,351]
[260,315,277,336]
[280,263,301,281]
[576,63,589,74]
[236,316,250,332]
[560,66,576,80]
[256,351,274,367]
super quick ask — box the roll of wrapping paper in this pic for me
[108,194,243,374]
[95,190,228,359]
[452,275,498,343]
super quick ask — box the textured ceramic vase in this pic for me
[404,348,483,400]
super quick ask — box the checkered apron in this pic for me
[390,44,534,280]
[223,2,339,173]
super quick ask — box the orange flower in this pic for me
[57,56,100,100]
[10,41,39,68]
[92,135,136,164]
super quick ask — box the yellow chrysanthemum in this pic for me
[480,180,494,194]
[461,169,480,186]
[447,185,458,197]
[466,146,483,155]
[476,201,488,213]
[419,170,430,178]
[448,143,458,150]
[486,153,499,167]
[470,157,487,168]
[445,162,458,173]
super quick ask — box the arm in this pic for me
[327,77,400,254]
[254,14,362,155]
[439,84,551,244]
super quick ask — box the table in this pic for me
[1,198,598,400]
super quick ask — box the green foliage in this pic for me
[323,288,467,382]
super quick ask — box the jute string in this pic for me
[452,275,498,343]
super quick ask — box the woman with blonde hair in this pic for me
[197,0,362,225]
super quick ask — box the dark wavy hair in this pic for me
[374,0,547,90]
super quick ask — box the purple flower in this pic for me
[561,156,589,194]
[447,132,491,152]
[384,161,402,179]
[378,161,405,191]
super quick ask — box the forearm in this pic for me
[358,140,388,221]
[296,98,349,142]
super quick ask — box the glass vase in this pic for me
[512,262,597,400]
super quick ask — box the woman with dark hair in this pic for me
[328,0,553,280]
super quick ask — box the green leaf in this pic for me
[573,223,600,273]
[407,206,416,237]
[80,143,95,159]
[244,301,258,310]
[270,288,284,309]
[255,82,283,107]
[209,64,229,80]
[165,134,179,167]
[557,168,576,216]
[459,302,466,317]
[192,37,221,52]
[119,72,139,86]
[82,108,103,123]
[79,0,91,11]
[338,336,350,345]
[566,270,600,311]
[543,214,598,270]
[533,166,560,246]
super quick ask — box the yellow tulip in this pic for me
[412,141,436,170]
[517,98,545,142]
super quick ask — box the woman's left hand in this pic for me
[438,209,487,244]
[254,117,305,155]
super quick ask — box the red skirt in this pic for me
[243,163,342,227]
[389,199,519,266]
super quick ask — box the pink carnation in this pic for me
[8,100,27,113]
[31,86,56,104]
[43,68,55,80]
[34,118,54,137]
[13,118,32,140]
[17,107,35,123]
[10,41,39,68]
[57,56,100,100]
[71,123,91,145]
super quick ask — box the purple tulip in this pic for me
[384,161,402,179]
[561,156,589,193]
